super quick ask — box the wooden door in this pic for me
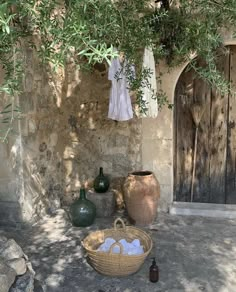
[174,46,236,203]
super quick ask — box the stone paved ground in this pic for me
[1,210,236,292]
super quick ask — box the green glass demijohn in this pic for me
[70,188,96,227]
[94,167,110,193]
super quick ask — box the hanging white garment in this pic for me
[108,52,133,121]
[142,47,158,118]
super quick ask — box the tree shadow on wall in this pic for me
[44,58,142,205]
[16,40,144,224]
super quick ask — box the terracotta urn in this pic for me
[123,171,160,226]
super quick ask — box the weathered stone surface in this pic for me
[110,177,125,210]
[153,162,172,186]
[10,270,34,292]
[158,184,172,212]
[0,239,24,260]
[86,190,116,217]
[0,235,37,291]
[0,181,18,202]
[7,258,27,276]
[2,213,236,292]
[0,43,142,223]
[44,208,71,228]
[0,235,7,243]
[0,143,8,159]
[142,138,172,166]
[28,119,37,134]
[34,279,45,292]
[24,72,34,93]
[0,261,16,292]
[0,202,22,226]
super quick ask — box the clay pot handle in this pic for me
[114,218,126,230]
[108,242,124,254]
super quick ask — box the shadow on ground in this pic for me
[1,210,236,292]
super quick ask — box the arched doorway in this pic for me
[174,46,236,204]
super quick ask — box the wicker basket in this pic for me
[82,218,153,276]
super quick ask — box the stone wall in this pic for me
[17,45,142,222]
[0,65,24,224]
[0,40,174,222]
[5,37,236,222]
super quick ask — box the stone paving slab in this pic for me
[1,210,236,292]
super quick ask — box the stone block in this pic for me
[111,154,132,175]
[0,239,24,260]
[6,258,27,276]
[0,202,22,225]
[115,135,129,147]
[9,270,34,292]
[142,107,173,140]
[0,261,16,292]
[20,118,29,137]
[34,279,45,292]
[142,138,172,166]
[28,119,37,134]
[0,180,18,202]
[0,165,13,180]
[24,72,34,93]
[153,163,172,186]
[159,184,173,212]
[110,177,125,210]
[0,143,8,158]
[86,190,116,217]
[20,93,34,112]
[49,133,58,147]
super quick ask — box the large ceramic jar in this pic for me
[70,188,96,227]
[94,167,110,193]
[123,171,160,226]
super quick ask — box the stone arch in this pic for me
[171,40,236,206]
[141,38,236,212]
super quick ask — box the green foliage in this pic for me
[0,102,21,142]
[1,0,236,141]
[151,0,236,92]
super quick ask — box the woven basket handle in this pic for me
[108,242,124,255]
[114,218,126,230]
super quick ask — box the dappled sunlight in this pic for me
[3,34,236,292]
[63,146,76,160]
[180,278,215,292]
[1,213,236,291]
[88,117,96,130]
[13,53,143,213]
[32,210,73,243]
[9,137,22,170]
[46,273,65,288]
[23,154,44,192]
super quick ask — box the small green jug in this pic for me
[94,167,110,193]
[70,188,96,227]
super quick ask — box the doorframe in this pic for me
[141,39,236,212]
[171,40,236,205]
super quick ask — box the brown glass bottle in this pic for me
[149,258,159,283]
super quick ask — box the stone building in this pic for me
[0,30,236,225]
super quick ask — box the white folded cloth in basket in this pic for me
[97,237,144,255]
